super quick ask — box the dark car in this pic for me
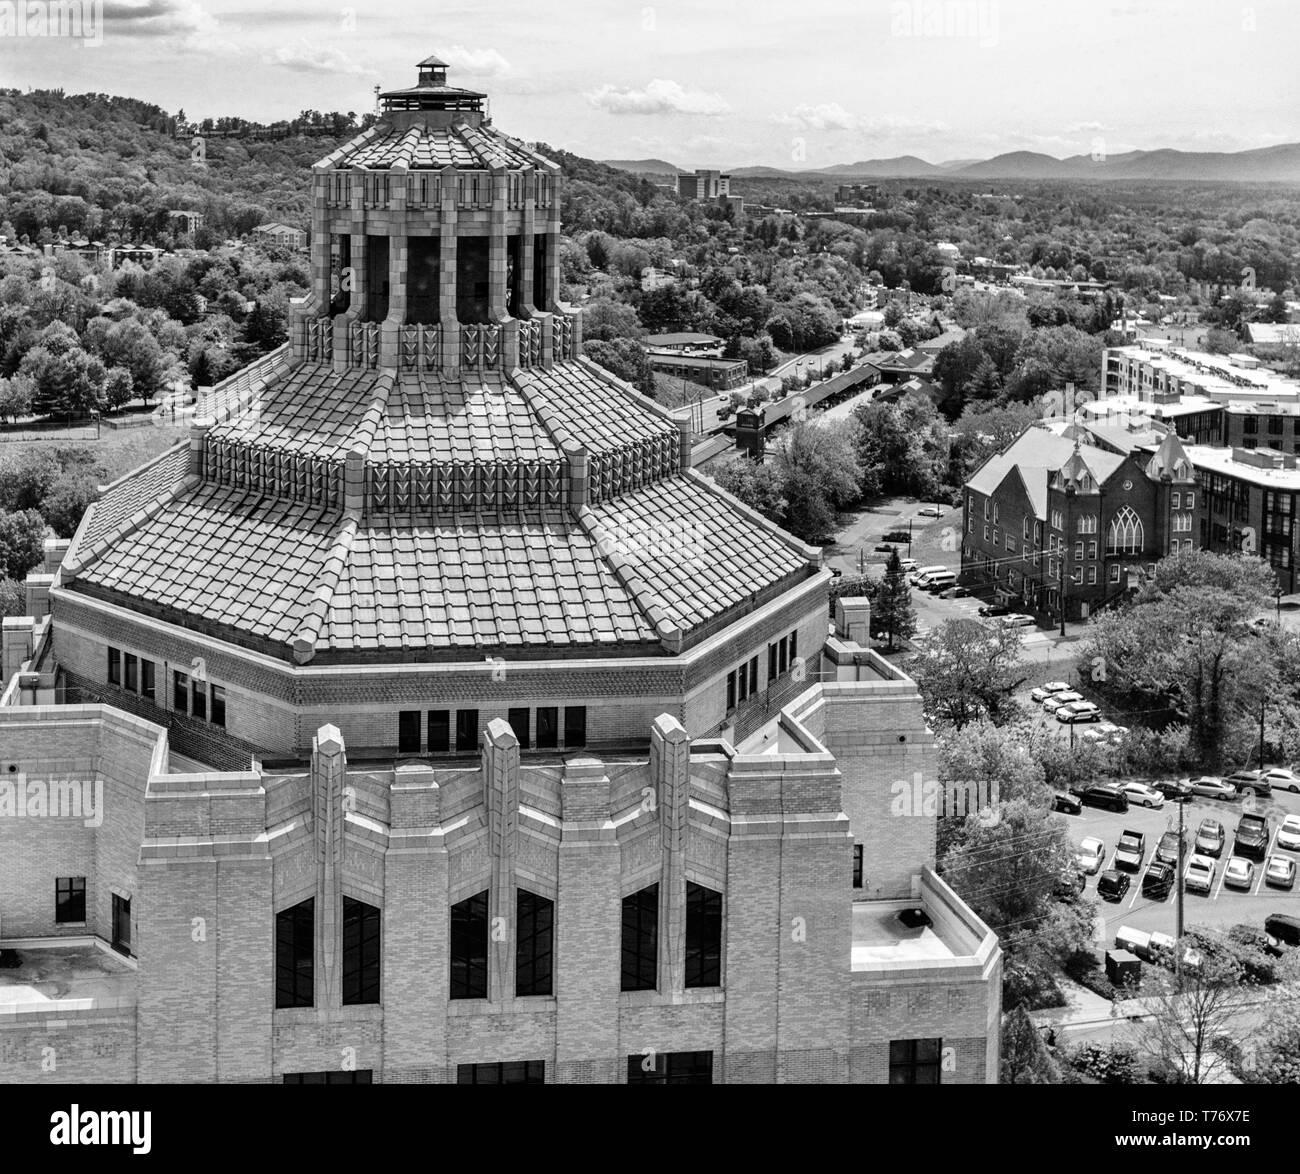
[1265,913,1300,948]
[1226,769,1273,798]
[940,586,971,598]
[873,543,895,553]
[1234,813,1271,861]
[978,603,1011,617]
[1051,791,1083,815]
[883,529,910,543]
[1194,818,1225,858]
[1079,783,1129,814]
[1155,828,1187,868]
[1142,861,1175,900]
[1097,869,1131,902]
[1152,778,1193,803]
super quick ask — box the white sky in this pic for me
[1,0,1297,168]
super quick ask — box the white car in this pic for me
[899,558,919,573]
[1030,681,1071,703]
[1000,614,1035,629]
[1095,722,1129,739]
[1276,814,1300,851]
[1121,782,1165,809]
[1260,767,1300,794]
[1187,775,1237,801]
[1223,856,1255,891]
[1056,701,1101,724]
[917,505,944,518]
[1266,855,1296,889]
[1076,836,1106,875]
[1042,690,1083,713]
[1183,853,1216,894]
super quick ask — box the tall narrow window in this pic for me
[563,706,586,747]
[536,706,558,749]
[515,890,554,997]
[455,709,479,752]
[124,653,138,693]
[450,890,489,999]
[853,845,864,889]
[428,710,450,753]
[398,711,422,753]
[621,885,659,992]
[56,876,86,923]
[191,678,207,722]
[726,671,736,712]
[768,643,778,681]
[107,647,121,685]
[210,684,226,729]
[140,660,155,703]
[508,707,531,749]
[684,882,722,988]
[173,670,189,714]
[342,896,381,1006]
[275,898,314,1008]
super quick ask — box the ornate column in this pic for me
[652,715,691,993]
[482,718,519,1005]
[311,725,347,1007]
[438,164,460,375]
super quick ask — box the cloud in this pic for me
[772,106,949,138]
[585,78,730,116]
[1066,121,1106,134]
[772,103,857,132]
[440,45,512,77]
[263,42,376,77]
[101,0,214,36]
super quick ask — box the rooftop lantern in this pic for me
[378,54,487,114]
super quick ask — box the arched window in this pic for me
[1107,505,1143,554]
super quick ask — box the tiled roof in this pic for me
[967,427,1128,517]
[76,443,191,549]
[336,123,547,171]
[586,475,810,633]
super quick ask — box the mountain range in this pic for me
[603,143,1300,184]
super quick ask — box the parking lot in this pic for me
[1062,787,1300,943]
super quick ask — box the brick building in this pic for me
[962,426,1197,620]
[0,55,1000,1085]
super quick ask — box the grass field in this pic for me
[0,423,188,483]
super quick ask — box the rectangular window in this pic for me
[428,710,450,753]
[748,657,758,695]
[457,1061,545,1085]
[993,502,999,523]
[1171,492,1180,509]
[627,1051,713,1085]
[456,709,479,752]
[992,527,998,545]
[450,890,489,999]
[1185,494,1193,509]
[141,660,155,703]
[620,884,659,992]
[283,1071,373,1084]
[56,876,86,923]
[210,684,226,729]
[1088,541,1097,560]
[398,711,422,753]
[1110,564,1121,584]
[889,1038,943,1085]
[684,882,722,989]
[173,671,189,714]
[726,671,736,712]
[768,642,778,681]
[564,706,586,747]
[107,647,121,686]
[1244,416,1258,434]
[778,636,788,675]
[516,890,554,997]
[508,707,531,749]
[1088,567,1097,585]
[1074,542,1083,561]
[983,498,989,519]
[275,898,314,1008]
[788,630,797,666]
[983,524,989,541]
[341,896,381,1006]
[853,844,863,889]
[191,678,207,722]
[124,653,138,693]
[535,706,558,749]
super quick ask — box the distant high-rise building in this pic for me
[677,169,730,199]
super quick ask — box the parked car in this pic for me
[1090,721,1129,742]
[978,603,1010,617]
[1097,869,1131,902]
[1225,769,1272,797]
[1075,836,1107,874]
[1233,812,1272,861]
[939,585,971,598]
[1183,854,1217,894]
[1056,702,1102,724]
[1259,766,1300,794]
[1265,855,1296,890]
[1156,828,1188,867]
[1079,784,1128,814]
[1152,779,1193,803]
[1051,791,1083,815]
[1120,783,1165,809]
[1265,913,1300,948]
[1276,814,1300,851]
[917,505,944,518]
[1042,690,1084,713]
[874,543,895,553]
[1000,613,1036,628]
[899,557,918,573]
[1224,856,1256,890]
[1188,775,1237,800]
[1194,818,1225,858]
[1114,829,1147,871]
[910,566,948,587]
[1142,861,1175,900]
[923,572,958,593]
[884,530,911,544]
[1030,681,1071,703]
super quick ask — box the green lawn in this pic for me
[0,423,188,483]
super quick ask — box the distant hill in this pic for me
[602,158,681,175]
[815,155,942,178]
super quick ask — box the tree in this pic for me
[1001,1006,1062,1084]
[853,397,950,500]
[910,617,1026,729]
[710,458,788,525]
[872,547,916,650]
[938,719,1045,803]
[0,508,47,579]
[582,296,644,342]
[0,374,33,422]
[583,338,656,397]
[103,367,134,412]
[769,420,861,542]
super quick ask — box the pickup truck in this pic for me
[1234,813,1272,861]
[1114,829,1146,872]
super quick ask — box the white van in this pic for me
[922,571,957,593]
[910,565,947,587]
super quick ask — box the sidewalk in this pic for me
[1028,976,1118,1033]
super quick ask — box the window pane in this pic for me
[275,898,314,1008]
[56,876,86,923]
[398,711,422,753]
[124,653,138,693]
[455,709,479,752]
[853,844,863,888]
[107,647,120,685]
[536,706,558,749]
[726,672,736,711]
[508,707,530,749]
[342,896,381,1005]
[620,884,658,991]
[516,890,554,997]
[768,643,778,680]
[450,890,489,999]
[140,660,155,702]
[173,671,188,713]
[210,684,226,729]
[428,710,450,753]
[684,882,722,988]
[191,679,207,722]
[563,706,586,747]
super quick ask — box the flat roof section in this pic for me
[0,942,136,1013]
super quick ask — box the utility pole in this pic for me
[1058,543,1067,637]
[1175,795,1185,970]
[1259,698,1266,768]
